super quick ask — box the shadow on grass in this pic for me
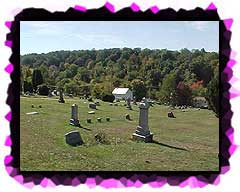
[151,140,188,152]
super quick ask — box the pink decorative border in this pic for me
[4,1,238,189]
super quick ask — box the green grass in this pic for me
[20,96,219,171]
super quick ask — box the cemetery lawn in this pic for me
[20,96,219,171]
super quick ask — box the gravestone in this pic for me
[87,118,91,123]
[88,97,93,102]
[70,104,80,127]
[65,131,83,146]
[126,97,132,110]
[89,103,97,109]
[88,111,95,114]
[106,117,110,122]
[168,111,175,118]
[95,101,100,106]
[58,90,65,103]
[97,118,102,122]
[132,97,153,142]
[39,105,42,108]
[125,114,131,120]
[31,104,34,108]
[26,112,39,115]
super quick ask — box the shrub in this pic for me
[94,132,109,144]
[206,76,219,117]
[37,84,50,96]
[102,94,115,103]
[23,81,33,93]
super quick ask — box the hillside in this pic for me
[20,48,219,111]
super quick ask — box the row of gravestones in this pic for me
[58,90,134,111]
[65,98,154,146]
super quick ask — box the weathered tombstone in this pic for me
[31,104,34,108]
[95,101,100,106]
[88,97,93,102]
[65,131,83,146]
[26,112,39,115]
[58,90,65,103]
[69,94,73,98]
[88,111,95,114]
[132,97,153,142]
[106,117,110,122]
[89,103,97,110]
[126,97,132,110]
[168,111,175,118]
[114,103,118,106]
[70,104,80,127]
[125,114,131,120]
[39,105,42,108]
[97,118,102,122]
[109,103,113,106]
[87,118,91,123]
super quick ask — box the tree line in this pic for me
[20,48,219,116]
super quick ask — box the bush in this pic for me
[206,76,219,117]
[102,94,115,103]
[23,81,33,93]
[94,132,109,144]
[37,84,50,96]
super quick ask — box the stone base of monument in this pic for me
[70,119,81,127]
[132,126,153,142]
[132,132,153,142]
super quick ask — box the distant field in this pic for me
[20,96,219,171]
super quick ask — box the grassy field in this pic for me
[20,96,219,171]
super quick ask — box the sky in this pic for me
[20,21,219,55]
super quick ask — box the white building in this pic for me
[112,88,133,100]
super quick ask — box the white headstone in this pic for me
[132,97,153,142]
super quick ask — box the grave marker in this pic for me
[132,97,153,142]
[65,131,83,146]
[89,103,97,109]
[70,104,80,127]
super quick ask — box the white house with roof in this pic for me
[112,88,133,100]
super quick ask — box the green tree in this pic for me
[32,69,43,91]
[131,79,147,101]
[64,81,79,95]
[159,73,177,105]
[176,82,192,106]
[206,74,219,117]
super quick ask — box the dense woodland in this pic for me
[20,48,219,115]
